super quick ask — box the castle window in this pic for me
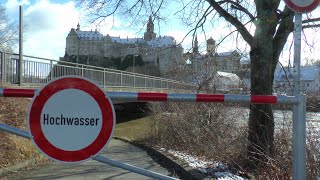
[223,61,227,70]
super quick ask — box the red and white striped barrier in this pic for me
[0,88,299,105]
[0,88,35,97]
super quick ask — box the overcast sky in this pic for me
[3,0,320,65]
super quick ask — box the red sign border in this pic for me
[284,0,319,13]
[28,76,115,163]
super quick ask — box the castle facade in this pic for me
[65,17,184,75]
[184,37,241,76]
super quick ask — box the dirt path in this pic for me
[4,139,177,180]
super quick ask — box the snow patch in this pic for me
[164,149,247,179]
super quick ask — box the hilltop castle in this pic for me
[65,17,184,75]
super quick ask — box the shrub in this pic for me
[146,102,248,163]
[145,102,320,178]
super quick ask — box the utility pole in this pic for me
[18,5,23,86]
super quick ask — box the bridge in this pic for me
[0,51,193,94]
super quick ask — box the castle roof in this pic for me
[76,30,103,40]
[274,66,319,81]
[73,25,178,47]
[110,37,144,44]
[147,36,176,47]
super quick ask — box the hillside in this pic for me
[0,97,44,169]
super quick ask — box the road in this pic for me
[4,139,177,180]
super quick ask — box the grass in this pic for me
[113,112,151,141]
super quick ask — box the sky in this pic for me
[2,0,320,65]
[3,0,199,60]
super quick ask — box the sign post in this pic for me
[283,0,319,179]
[28,76,115,163]
[292,12,306,180]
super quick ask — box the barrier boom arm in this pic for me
[0,88,299,105]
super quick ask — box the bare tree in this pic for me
[0,5,18,52]
[77,0,320,167]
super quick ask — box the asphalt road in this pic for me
[5,139,176,180]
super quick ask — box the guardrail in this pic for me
[0,51,194,92]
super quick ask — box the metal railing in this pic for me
[0,51,194,92]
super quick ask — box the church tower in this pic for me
[76,23,80,31]
[193,35,199,54]
[144,16,156,41]
[206,37,215,55]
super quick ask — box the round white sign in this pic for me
[41,89,102,151]
[284,0,319,13]
[28,76,115,163]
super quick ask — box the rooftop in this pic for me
[74,26,176,47]
[147,36,176,47]
[76,30,103,40]
[274,66,319,81]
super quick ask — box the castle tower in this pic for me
[66,28,79,56]
[206,37,215,55]
[144,16,156,41]
[193,35,199,54]
[76,23,80,31]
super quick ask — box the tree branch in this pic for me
[302,24,320,29]
[302,17,320,24]
[228,1,255,21]
[206,0,254,46]
[272,6,295,64]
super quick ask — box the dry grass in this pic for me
[144,102,320,179]
[114,114,151,141]
[0,97,45,168]
[145,102,248,163]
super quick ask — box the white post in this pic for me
[293,13,302,96]
[292,12,306,180]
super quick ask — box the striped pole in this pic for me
[0,88,299,105]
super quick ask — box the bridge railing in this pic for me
[0,51,194,91]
